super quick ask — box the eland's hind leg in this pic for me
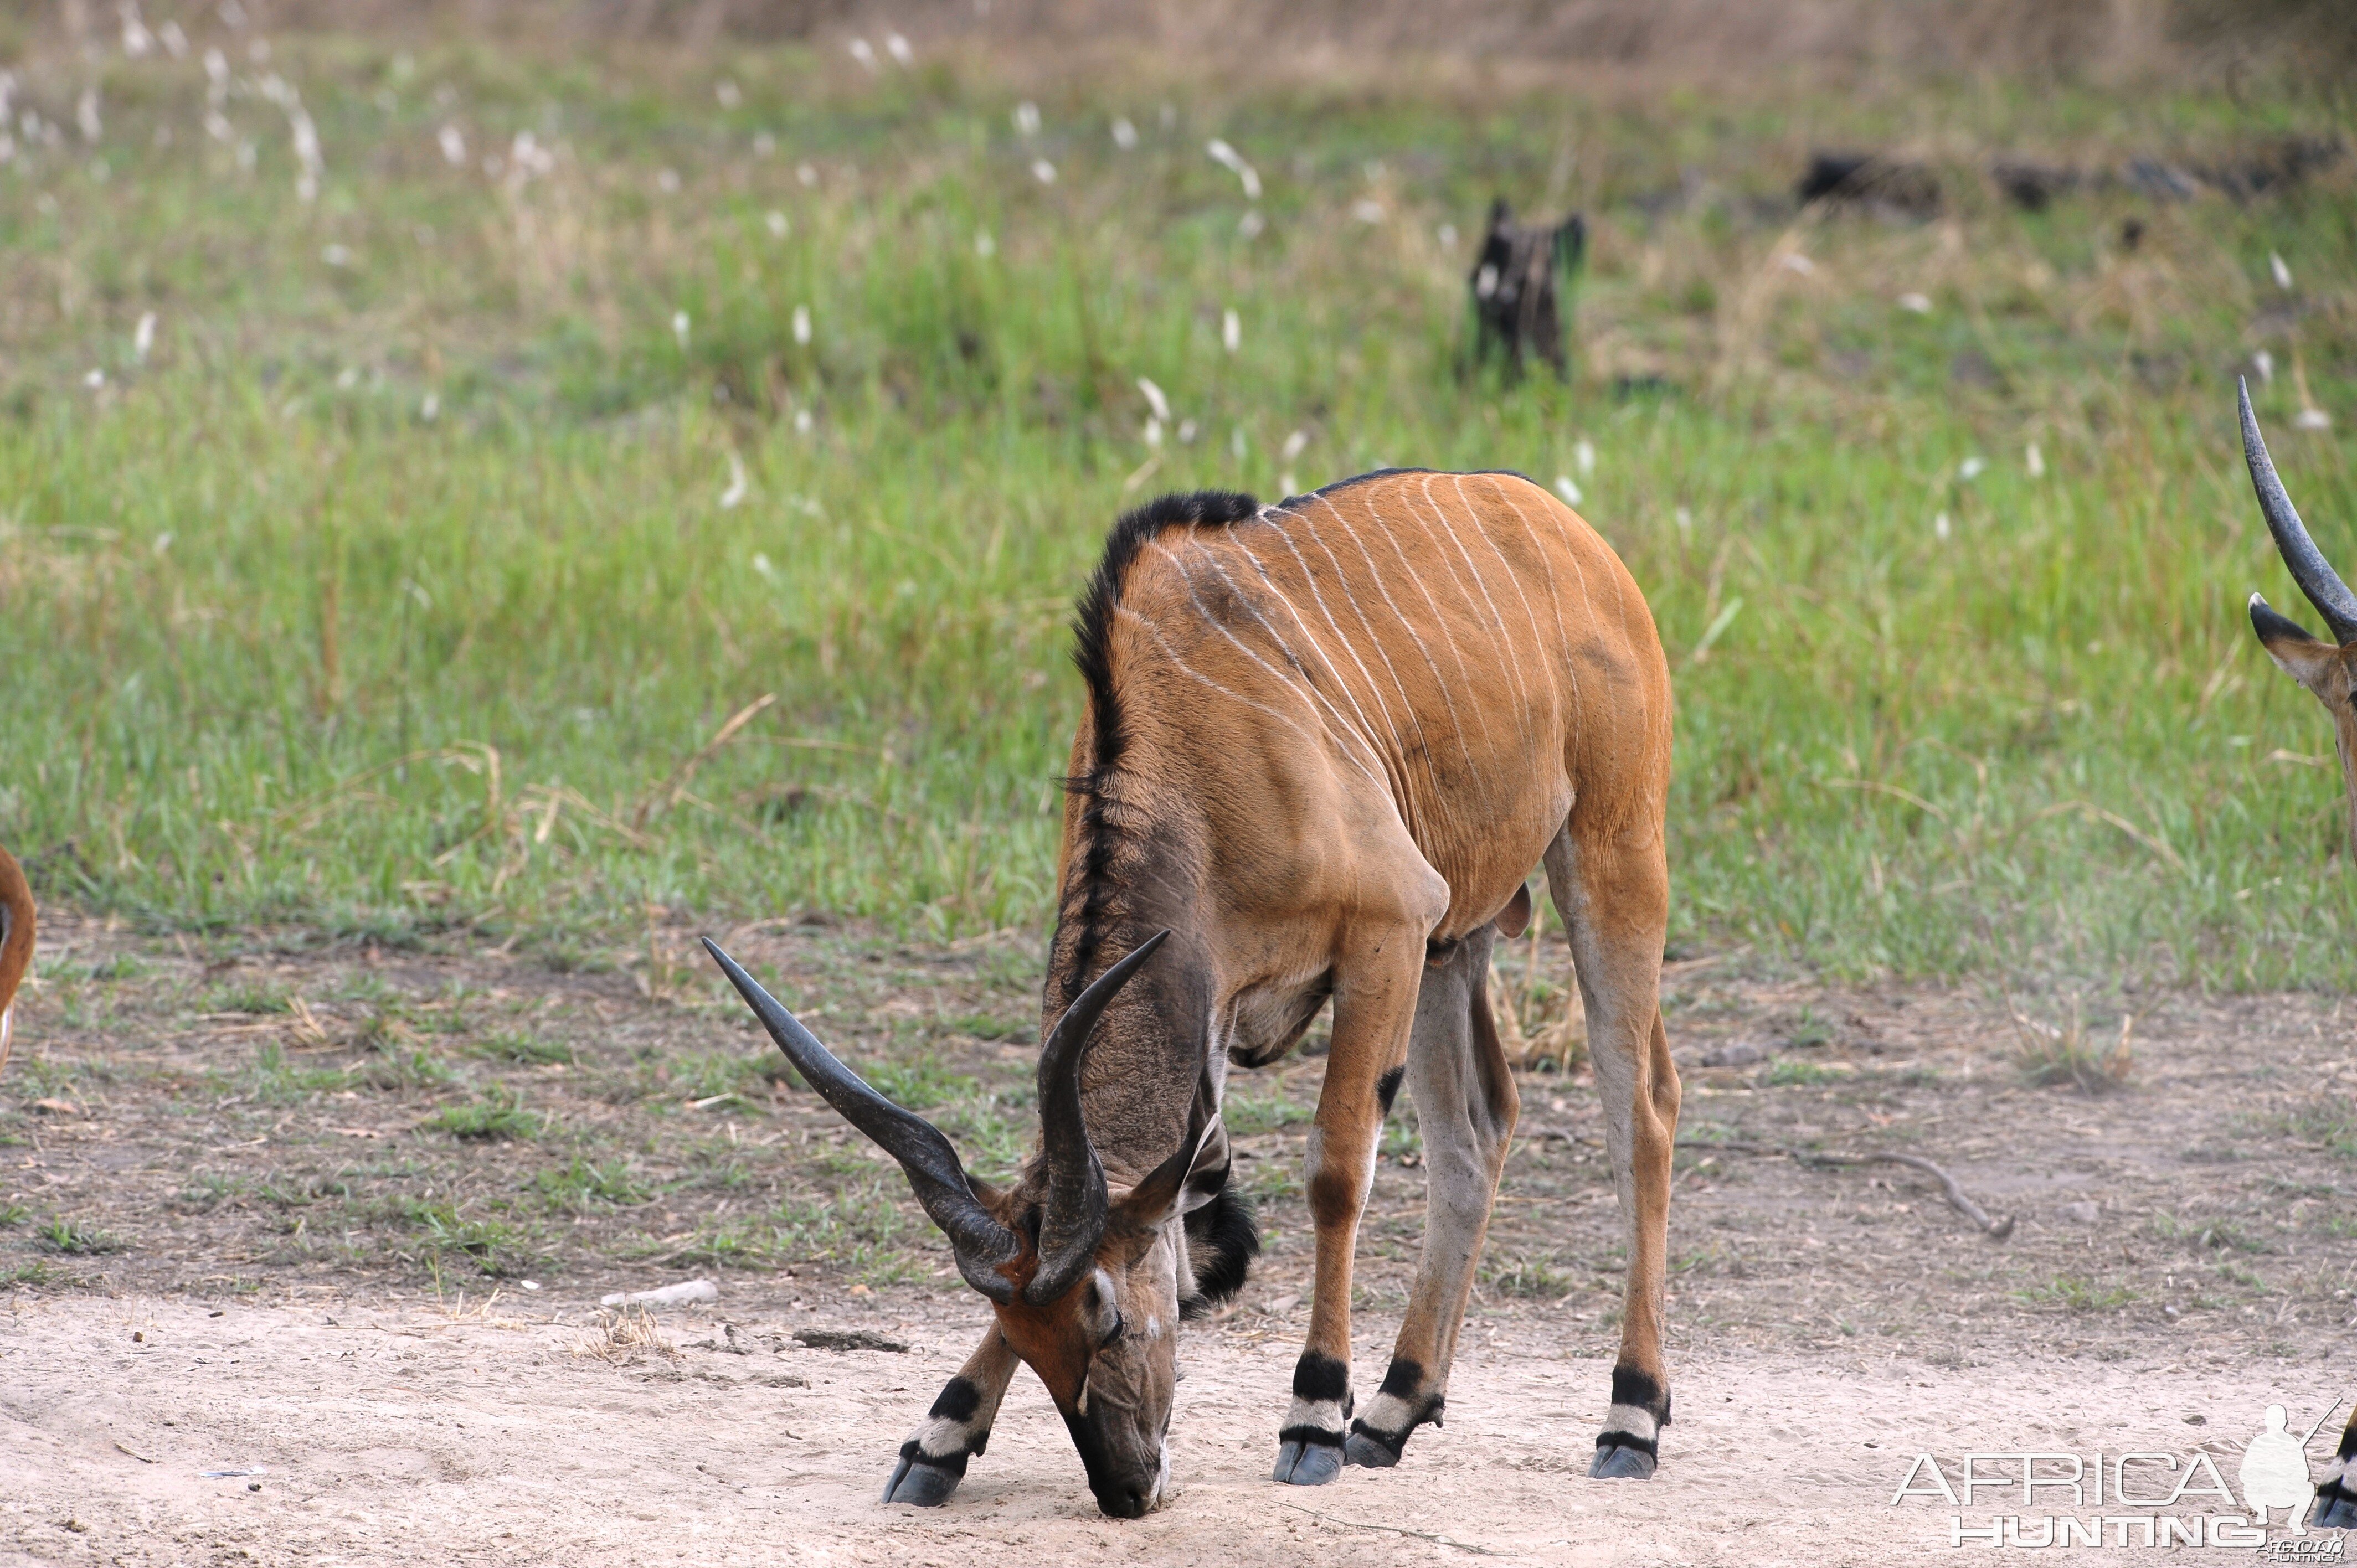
[884,1324,1020,1505]
[1346,921,1519,1468]
[1545,821,1679,1479]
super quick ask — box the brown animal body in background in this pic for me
[709,468,1678,1515]
[0,844,33,1076]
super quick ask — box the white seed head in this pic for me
[1555,475,1583,507]
[792,305,811,345]
[1111,116,1138,151]
[1222,308,1241,354]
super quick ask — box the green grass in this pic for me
[0,38,2352,988]
[472,1029,576,1067]
[425,1088,544,1141]
[37,1218,127,1255]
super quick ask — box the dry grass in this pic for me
[576,1303,680,1363]
[2007,996,2136,1093]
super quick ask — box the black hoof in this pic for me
[883,1453,965,1506]
[2314,1489,2357,1531]
[1345,1429,1404,1469]
[1589,1442,1657,1480]
[1272,1436,1345,1486]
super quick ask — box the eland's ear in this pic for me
[2251,592,2352,702]
[1116,1116,1229,1232]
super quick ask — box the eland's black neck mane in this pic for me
[1039,489,1257,1179]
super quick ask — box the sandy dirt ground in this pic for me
[4,911,2354,1564]
[0,1286,2343,1567]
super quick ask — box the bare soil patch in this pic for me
[1,910,2352,1560]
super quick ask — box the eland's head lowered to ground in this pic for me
[702,930,1231,1518]
[2241,378,2357,854]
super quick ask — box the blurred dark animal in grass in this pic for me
[1795,152,1941,219]
[1467,199,1585,382]
[1992,159,2078,212]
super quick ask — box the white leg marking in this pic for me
[1602,1402,1659,1442]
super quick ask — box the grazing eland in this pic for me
[706,468,1679,1514]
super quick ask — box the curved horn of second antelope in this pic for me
[0,845,33,1079]
[702,938,1023,1303]
[1027,929,1170,1306]
[2242,377,2357,646]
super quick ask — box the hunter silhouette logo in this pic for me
[1890,1394,2351,1550]
[2244,1401,2344,1539]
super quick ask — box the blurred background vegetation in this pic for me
[0,0,2351,986]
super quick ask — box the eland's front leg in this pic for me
[1273,905,1438,1487]
[884,1325,1020,1506]
[1347,923,1519,1469]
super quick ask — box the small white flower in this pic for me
[2025,441,2045,478]
[1279,471,1297,495]
[1352,199,1385,224]
[420,391,439,421]
[1237,209,1264,239]
[133,311,156,362]
[1205,138,1260,200]
[1575,439,1596,477]
[672,310,690,350]
[84,368,106,389]
[974,229,994,257]
[1675,507,1693,532]
[152,532,173,555]
[1933,511,1952,540]
[1014,101,1041,137]
[1177,419,1197,445]
[1111,116,1138,151]
[1281,429,1309,462]
[765,210,788,239]
[336,364,359,389]
[321,243,352,266]
[1031,158,1056,185]
[1779,251,1814,275]
[1438,222,1458,248]
[886,33,914,66]
[1958,456,1986,482]
[848,37,878,71]
[77,87,101,143]
[1222,308,1241,354]
[205,111,233,142]
[715,79,741,109]
[160,19,188,58]
[1143,418,1163,448]
[2296,406,2333,431]
[797,162,818,187]
[204,46,228,88]
[436,123,465,165]
[2270,251,2293,291]
[2253,349,2274,384]
[657,167,680,194]
[122,3,155,58]
[752,131,775,157]
[792,305,811,345]
[1554,475,1583,506]
[719,452,748,509]
[793,408,814,434]
[751,552,776,580]
[1136,377,1171,422]
[1898,292,1932,314]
